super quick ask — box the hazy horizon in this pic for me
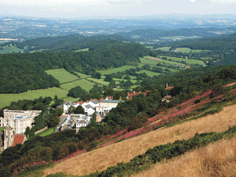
[1,0,236,19]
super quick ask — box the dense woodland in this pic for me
[117,27,236,40]
[0,41,148,93]
[0,34,132,52]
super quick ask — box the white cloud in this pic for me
[210,0,236,4]
[189,0,196,3]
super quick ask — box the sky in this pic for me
[1,0,236,19]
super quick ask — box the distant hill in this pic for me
[0,34,133,53]
[117,27,236,40]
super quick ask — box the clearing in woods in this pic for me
[43,103,236,176]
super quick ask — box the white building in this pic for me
[63,102,80,114]
[0,109,41,134]
[96,100,121,116]
[82,100,99,116]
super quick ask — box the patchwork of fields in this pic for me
[0,55,205,109]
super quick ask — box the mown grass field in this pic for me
[46,69,79,84]
[61,79,95,92]
[0,44,25,54]
[0,87,78,109]
[176,47,211,53]
[98,65,138,75]
[161,56,205,65]
[74,72,90,79]
[137,70,161,77]
[157,47,171,51]
[73,48,89,52]
[86,78,110,86]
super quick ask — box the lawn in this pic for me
[37,127,56,137]
[46,69,79,84]
[60,79,95,92]
[0,87,75,109]
[0,127,6,132]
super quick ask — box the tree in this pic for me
[74,105,85,114]
[25,127,30,139]
[68,106,75,114]
[104,75,113,82]
[67,86,88,98]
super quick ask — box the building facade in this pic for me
[1,109,41,134]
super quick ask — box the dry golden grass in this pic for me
[133,136,236,177]
[43,104,236,177]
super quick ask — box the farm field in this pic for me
[0,87,77,109]
[60,79,95,92]
[0,44,25,54]
[157,47,171,51]
[160,56,205,65]
[98,65,138,75]
[74,72,90,79]
[73,48,89,52]
[176,47,211,53]
[137,70,161,77]
[46,69,79,84]
[86,78,110,86]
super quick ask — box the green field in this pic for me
[0,87,79,109]
[0,44,26,54]
[157,47,171,51]
[37,127,55,137]
[98,65,138,75]
[46,69,79,84]
[86,78,110,86]
[61,79,95,92]
[140,57,160,66]
[176,47,211,53]
[74,72,90,79]
[73,48,89,52]
[161,56,205,65]
[137,70,161,77]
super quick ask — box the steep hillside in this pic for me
[43,103,236,176]
[133,136,236,177]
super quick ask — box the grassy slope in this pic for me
[45,69,78,84]
[43,103,236,176]
[133,136,236,177]
[0,87,73,109]
[0,44,25,54]
[60,79,95,92]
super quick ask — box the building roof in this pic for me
[12,135,25,146]
[77,120,88,124]
[101,100,121,103]
[166,86,174,90]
